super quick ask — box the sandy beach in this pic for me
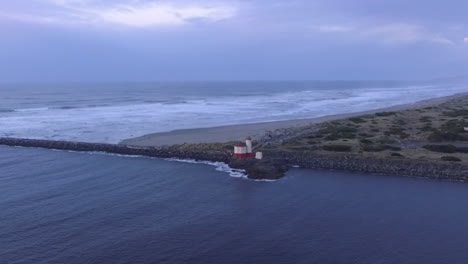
[120,93,466,147]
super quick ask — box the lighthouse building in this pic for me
[233,137,254,158]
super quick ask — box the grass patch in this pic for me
[318,124,357,141]
[362,144,401,152]
[456,147,468,153]
[423,144,457,153]
[349,117,367,124]
[384,126,409,139]
[419,126,435,132]
[440,119,468,134]
[394,119,407,126]
[359,139,373,144]
[322,145,352,152]
[443,109,468,117]
[375,111,397,117]
[441,156,461,162]
[318,125,357,134]
[428,130,466,142]
[419,116,431,122]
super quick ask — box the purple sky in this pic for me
[1,0,467,81]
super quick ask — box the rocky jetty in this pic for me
[229,158,289,180]
[2,137,468,181]
[0,138,231,163]
[266,151,468,181]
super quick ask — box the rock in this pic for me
[229,158,289,180]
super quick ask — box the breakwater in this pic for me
[1,137,468,181]
[0,138,231,163]
[266,151,468,181]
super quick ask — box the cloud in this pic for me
[95,3,237,27]
[313,22,453,45]
[315,25,353,33]
[1,0,238,27]
[364,23,453,45]
[464,37,468,43]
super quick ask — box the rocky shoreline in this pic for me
[2,137,468,181]
[266,151,468,181]
[0,137,231,163]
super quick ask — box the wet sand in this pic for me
[120,93,466,147]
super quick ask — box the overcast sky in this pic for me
[1,0,467,82]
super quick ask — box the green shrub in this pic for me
[318,125,357,135]
[394,119,407,126]
[420,126,435,132]
[419,116,431,122]
[322,145,352,152]
[360,139,373,144]
[362,144,401,152]
[441,156,461,162]
[389,146,402,151]
[318,125,357,141]
[384,126,409,139]
[443,109,468,117]
[285,145,319,151]
[440,119,468,134]
[456,147,468,153]
[423,144,457,153]
[349,117,367,123]
[385,126,405,134]
[324,135,339,141]
[375,111,397,117]
[378,138,397,144]
[306,134,322,139]
[428,130,466,142]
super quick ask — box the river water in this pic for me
[2,145,468,264]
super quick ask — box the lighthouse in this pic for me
[245,137,253,158]
[233,137,254,158]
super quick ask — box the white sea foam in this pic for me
[164,158,278,181]
[164,158,249,179]
[0,82,466,143]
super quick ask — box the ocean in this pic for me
[3,145,468,264]
[2,81,468,263]
[1,81,467,143]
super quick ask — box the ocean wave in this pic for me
[2,82,467,144]
[0,109,15,113]
[164,158,278,182]
[165,158,248,178]
[44,150,262,181]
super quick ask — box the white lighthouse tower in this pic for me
[245,137,253,157]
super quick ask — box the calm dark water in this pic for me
[2,145,468,264]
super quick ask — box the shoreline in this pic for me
[1,137,467,181]
[2,91,468,181]
[121,93,466,147]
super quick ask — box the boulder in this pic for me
[229,158,289,180]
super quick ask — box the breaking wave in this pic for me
[165,158,247,178]
[1,81,467,143]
